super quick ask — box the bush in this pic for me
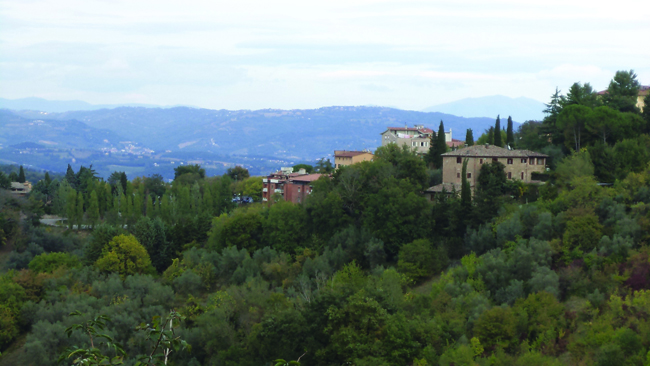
[28,252,79,273]
[397,239,447,282]
[95,235,154,278]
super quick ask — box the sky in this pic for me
[1,0,649,111]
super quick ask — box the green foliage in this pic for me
[60,311,126,366]
[473,306,517,350]
[397,239,448,282]
[292,164,314,173]
[134,310,191,366]
[17,165,26,183]
[465,128,474,146]
[226,165,249,181]
[94,235,154,278]
[494,115,503,147]
[28,252,80,273]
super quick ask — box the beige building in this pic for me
[426,144,548,197]
[638,85,649,112]
[381,125,453,154]
[334,150,374,169]
[597,85,649,112]
[10,182,32,196]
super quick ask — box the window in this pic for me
[479,159,483,164]
[467,173,472,178]
[538,158,544,165]
[507,158,513,164]
[507,172,512,179]
[521,158,527,164]
[298,186,301,193]
[530,159,535,165]
[492,158,498,162]
[421,142,425,147]
[457,157,462,164]
[521,172,524,180]
[457,173,461,178]
[412,141,417,147]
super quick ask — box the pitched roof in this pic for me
[424,182,472,193]
[289,174,323,182]
[442,144,548,158]
[335,150,372,158]
[446,139,465,147]
[384,127,434,134]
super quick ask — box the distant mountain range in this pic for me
[424,95,546,121]
[0,97,181,113]
[0,99,525,178]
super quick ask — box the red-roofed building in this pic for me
[446,138,465,149]
[262,168,324,206]
[334,150,374,169]
[597,85,649,112]
[380,125,457,154]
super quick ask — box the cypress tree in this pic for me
[65,164,77,189]
[44,171,51,186]
[424,130,438,167]
[8,172,18,182]
[506,116,514,148]
[487,127,495,145]
[460,158,472,221]
[76,191,84,230]
[435,121,447,169]
[120,172,128,194]
[494,115,502,147]
[465,129,474,146]
[17,165,26,183]
[66,189,77,230]
[87,190,100,229]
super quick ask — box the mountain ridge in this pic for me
[424,95,546,121]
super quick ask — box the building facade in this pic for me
[426,144,549,197]
[334,150,374,169]
[380,125,453,154]
[261,168,323,206]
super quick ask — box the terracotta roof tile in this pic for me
[442,144,548,158]
[335,150,372,158]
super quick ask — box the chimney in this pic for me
[485,143,489,149]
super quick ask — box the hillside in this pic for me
[0,110,125,150]
[15,106,510,160]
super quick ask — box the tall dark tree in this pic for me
[494,115,503,147]
[506,116,514,148]
[0,171,10,189]
[566,82,599,108]
[17,165,26,183]
[435,121,447,168]
[465,129,474,146]
[65,164,77,189]
[424,130,438,167]
[487,127,495,145]
[604,70,641,113]
[460,158,472,219]
[542,87,566,147]
[473,162,506,225]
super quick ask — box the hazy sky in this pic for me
[1,0,648,110]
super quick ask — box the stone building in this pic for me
[425,144,548,198]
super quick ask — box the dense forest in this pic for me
[1,70,650,366]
